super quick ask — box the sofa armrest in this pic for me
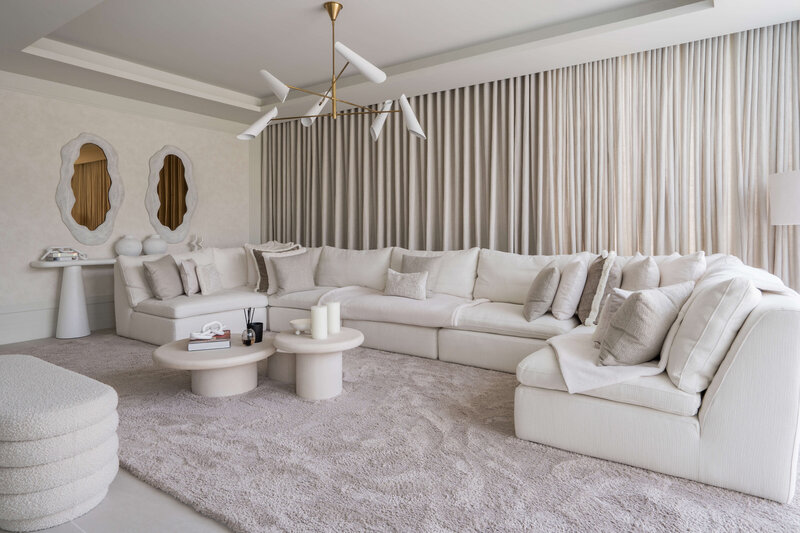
[698,293,800,502]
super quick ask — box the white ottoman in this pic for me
[0,355,119,532]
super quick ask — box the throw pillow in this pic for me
[621,254,660,290]
[315,246,393,291]
[522,263,561,321]
[271,251,316,295]
[196,263,223,295]
[578,252,621,326]
[665,277,761,393]
[178,259,199,296]
[659,251,706,286]
[591,288,632,348]
[599,281,695,366]
[401,255,443,297]
[143,256,184,300]
[244,241,300,288]
[259,248,308,295]
[385,268,428,300]
[551,257,590,320]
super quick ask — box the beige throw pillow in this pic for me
[522,264,561,322]
[385,268,428,300]
[665,277,761,393]
[552,257,589,320]
[178,259,199,296]
[143,256,184,300]
[621,254,660,290]
[271,251,316,295]
[401,255,443,297]
[196,263,224,296]
[578,253,621,326]
[599,281,694,366]
[591,288,632,348]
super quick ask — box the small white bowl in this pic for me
[290,318,312,335]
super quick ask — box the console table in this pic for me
[30,259,116,339]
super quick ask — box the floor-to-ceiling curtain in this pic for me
[71,160,111,231]
[262,21,800,289]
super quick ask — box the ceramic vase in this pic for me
[142,234,167,255]
[114,235,142,256]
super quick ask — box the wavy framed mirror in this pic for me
[56,133,124,245]
[146,145,197,243]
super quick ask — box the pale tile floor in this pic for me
[1,470,230,533]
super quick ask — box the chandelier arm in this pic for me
[286,84,377,114]
[270,109,399,122]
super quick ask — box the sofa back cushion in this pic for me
[117,249,214,306]
[315,246,392,290]
[390,247,479,298]
[212,247,248,289]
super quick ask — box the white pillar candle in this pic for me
[310,305,328,340]
[326,301,341,334]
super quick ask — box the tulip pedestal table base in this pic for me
[273,328,364,400]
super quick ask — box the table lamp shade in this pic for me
[769,171,800,226]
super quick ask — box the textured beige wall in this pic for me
[0,86,250,334]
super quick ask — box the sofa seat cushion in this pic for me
[332,288,477,328]
[135,287,267,319]
[455,302,578,340]
[268,287,337,310]
[517,347,701,416]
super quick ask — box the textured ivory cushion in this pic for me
[665,277,761,393]
[177,259,199,295]
[523,264,561,321]
[135,287,268,319]
[599,281,695,366]
[621,254,660,290]
[245,242,302,291]
[390,247,480,298]
[659,251,706,286]
[259,248,308,295]
[552,257,590,320]
[591,288,632,348]
[195,263,223,296]
[316,246,392,291]
[385,269,428,300]
[578,253,621,326]
[212,247,248,289]
[0,355,118,441]
[142,256,184,300]
[272,251,317,294]
[401,255,442,297]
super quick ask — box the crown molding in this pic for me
[22,38,263,112]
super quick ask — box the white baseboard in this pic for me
[0,298,115,345]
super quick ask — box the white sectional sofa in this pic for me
[113,244,800,503]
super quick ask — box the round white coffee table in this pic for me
[153,337,276,397]
[273,328,364,401]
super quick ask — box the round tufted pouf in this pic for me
[0,355,119,532]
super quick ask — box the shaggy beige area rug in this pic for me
[3,331,800,532]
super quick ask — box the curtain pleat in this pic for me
[262,21,800,289]
[71,160,111,231]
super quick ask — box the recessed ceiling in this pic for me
[0,0,799,125]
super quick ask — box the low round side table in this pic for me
[153,337,276,397]
[273,327,364,401]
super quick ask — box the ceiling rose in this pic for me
[237,2,426,142]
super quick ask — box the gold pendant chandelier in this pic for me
[237,2,426,142]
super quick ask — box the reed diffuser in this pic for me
[242,308,256,346]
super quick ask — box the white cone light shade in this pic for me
[399,94,426,140]
[334,42,386,84]
[259,70,290,102]
[300,90,331,127]
[237,106,278,140]
[370,100,393,141]
[769,171,800,225]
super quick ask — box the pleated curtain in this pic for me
[70,160,111,231]
[262,21,800,289]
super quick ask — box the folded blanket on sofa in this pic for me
[318,286,487,328]
[548,327,664,394]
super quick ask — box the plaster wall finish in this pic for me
[0,86,250,343]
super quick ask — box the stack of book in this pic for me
[188,330,231,351]
[46,251,80,261]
